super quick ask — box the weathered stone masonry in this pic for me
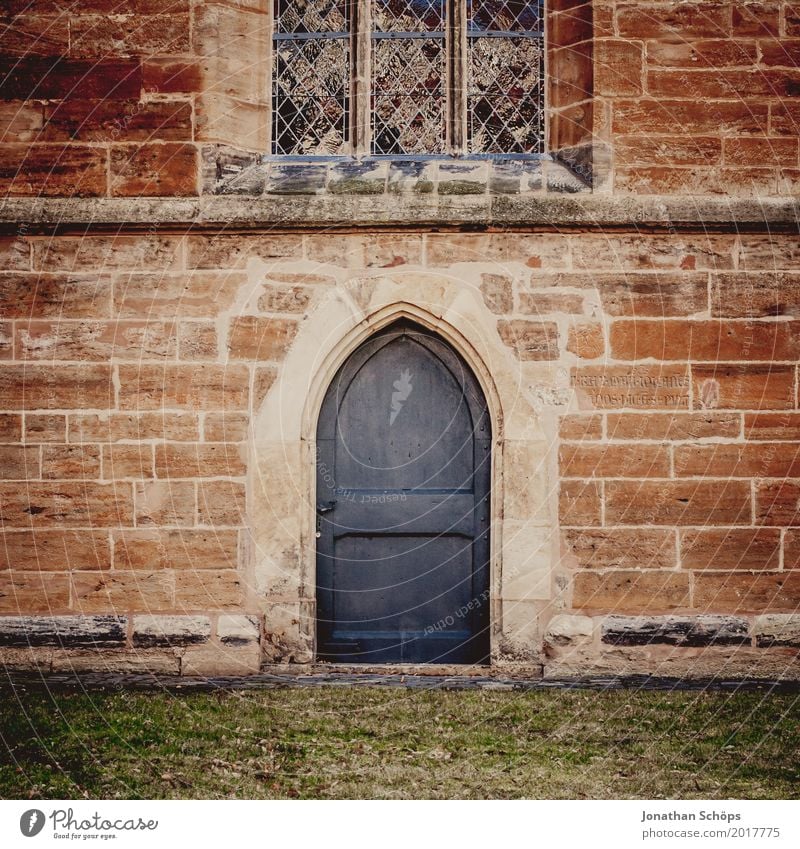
[1,1,800,678]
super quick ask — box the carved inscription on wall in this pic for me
[572,366,690,409]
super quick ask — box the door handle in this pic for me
[316,500,337,514]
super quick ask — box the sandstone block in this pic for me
[0,530,111,571]
[756,481,800,526]
[479,274,513,314]
[0,144,107,197]
[0,446,39,479]
[0,615,126,647]
[102,444,155,479]
[135,481,195,527]
[0,482,133,528]
[559,443,670,478]
[692,365,794,411]
[227,316,298,361]
[611,320,800,361]
[558,414,602,441]
[71,570,175,613]
[118,365,250,411]
[113,529,239,570]
[114,272,246,318]
[0,573,70,613]
[180,643,261,676]
[563,528,676,569]
[567,323,604,359]
[572,365,689,410]
[203,413,249,443]
[753,614,800,647]
[17,320,177,361]
[694,572,800,612]
[33,236,182,272]
[601,614,749,647]
[572,571,691,613]
[217,614,259,645]
[155,443,246,479]
[681,528,781,570]
[544,613,594,646]
[606,412,741,441]
[69,413,199,442]
[197,480,246,526]
[41,444,101,479]
[0,364,113,409]
[132,614,211,647]
[497,319,559,360]
[178,322,218,360]
[559,480,602,526]
[110,143,198,197]
[675,443,800,478]
[0,414,22,442]
[25,414,66,443]
[605,480,752,526]
[173,569,244,611]
[186,235,302,269]
[745,413,800,440]
[0,272,112,318]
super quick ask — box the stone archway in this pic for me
[250,271,555,666]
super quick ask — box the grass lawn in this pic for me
[1,686,798,799]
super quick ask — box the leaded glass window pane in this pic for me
[467,0,544,154]
[273,0,351,155]
[371,0,446,155]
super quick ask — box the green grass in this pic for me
[1,686,799,799]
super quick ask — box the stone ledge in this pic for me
[2,671,799,691]
[201,149,586,198]
[601,615,750,648]
[0,616,126,648]
[754,615,800,648]
[0,196,798,233]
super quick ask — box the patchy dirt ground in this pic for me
[1,686,798,799]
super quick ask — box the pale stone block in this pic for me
[498,600,544,662]
[132,615,211,647]
[545,613,594,646]
[217,614,260,645]
[503,440,551,523]
[754,614,800,648]
[500,521,553,601]
[262,601,313,663]
[180,643,261,676]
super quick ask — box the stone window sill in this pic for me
[202,149,593,199]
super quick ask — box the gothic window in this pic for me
[272,0,545,156]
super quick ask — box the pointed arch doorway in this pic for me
[315,319,491,664]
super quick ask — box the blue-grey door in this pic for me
[316,320,491,664]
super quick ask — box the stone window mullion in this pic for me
[351,0,372,156]
[447,0,467,154]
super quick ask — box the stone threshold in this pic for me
[0,195,798,233]
[3,671,799,693]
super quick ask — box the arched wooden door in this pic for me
[316,320,491,664]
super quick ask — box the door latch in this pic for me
[316,500,336,537]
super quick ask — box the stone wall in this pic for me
[0,1,799,677]
[1,1,799,195]
[0,229,799,676]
